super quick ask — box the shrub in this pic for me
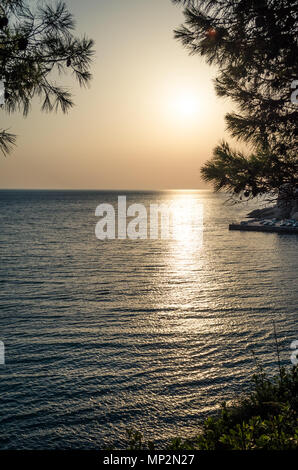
[126,366,298,450]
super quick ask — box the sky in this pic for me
[0,0,236,190]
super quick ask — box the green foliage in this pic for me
[126,366,298,450]
[193,410,298,450]
[0,0,95,155]
[126,428,155,451]
[201,141,297,200]
[172,0,298,201]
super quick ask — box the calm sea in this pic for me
[0,190,297,449]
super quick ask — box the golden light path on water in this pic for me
[170,192,204,246]
[154,192,209,338]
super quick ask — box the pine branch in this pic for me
[0,129,17,155]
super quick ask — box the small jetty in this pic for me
[229,219,298,235]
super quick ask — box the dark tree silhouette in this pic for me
[0,0,94,155]
[172,0,297,203]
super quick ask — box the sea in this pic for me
[0,189,297,449]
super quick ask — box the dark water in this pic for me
[0,190,297,449]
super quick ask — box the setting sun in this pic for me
[173,92,200,118]
[161,84,212,128]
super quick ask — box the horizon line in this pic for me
[0,188,212,192]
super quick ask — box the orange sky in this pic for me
[0,0,236,190]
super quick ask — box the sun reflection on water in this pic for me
[154,192,206,312]
[168,193,204,269]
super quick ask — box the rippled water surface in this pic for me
[0,190,297,449]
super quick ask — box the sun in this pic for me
[160,83,211,128]
[173,93,199,118]
[163,88,205,126]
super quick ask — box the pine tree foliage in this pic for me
[202,141,297,199]
[0,0,95,155]
[172,0,298,201]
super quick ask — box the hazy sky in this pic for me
[0,0,236,190]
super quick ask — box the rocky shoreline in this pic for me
[247,205,298,221]
[247,186,298,221]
